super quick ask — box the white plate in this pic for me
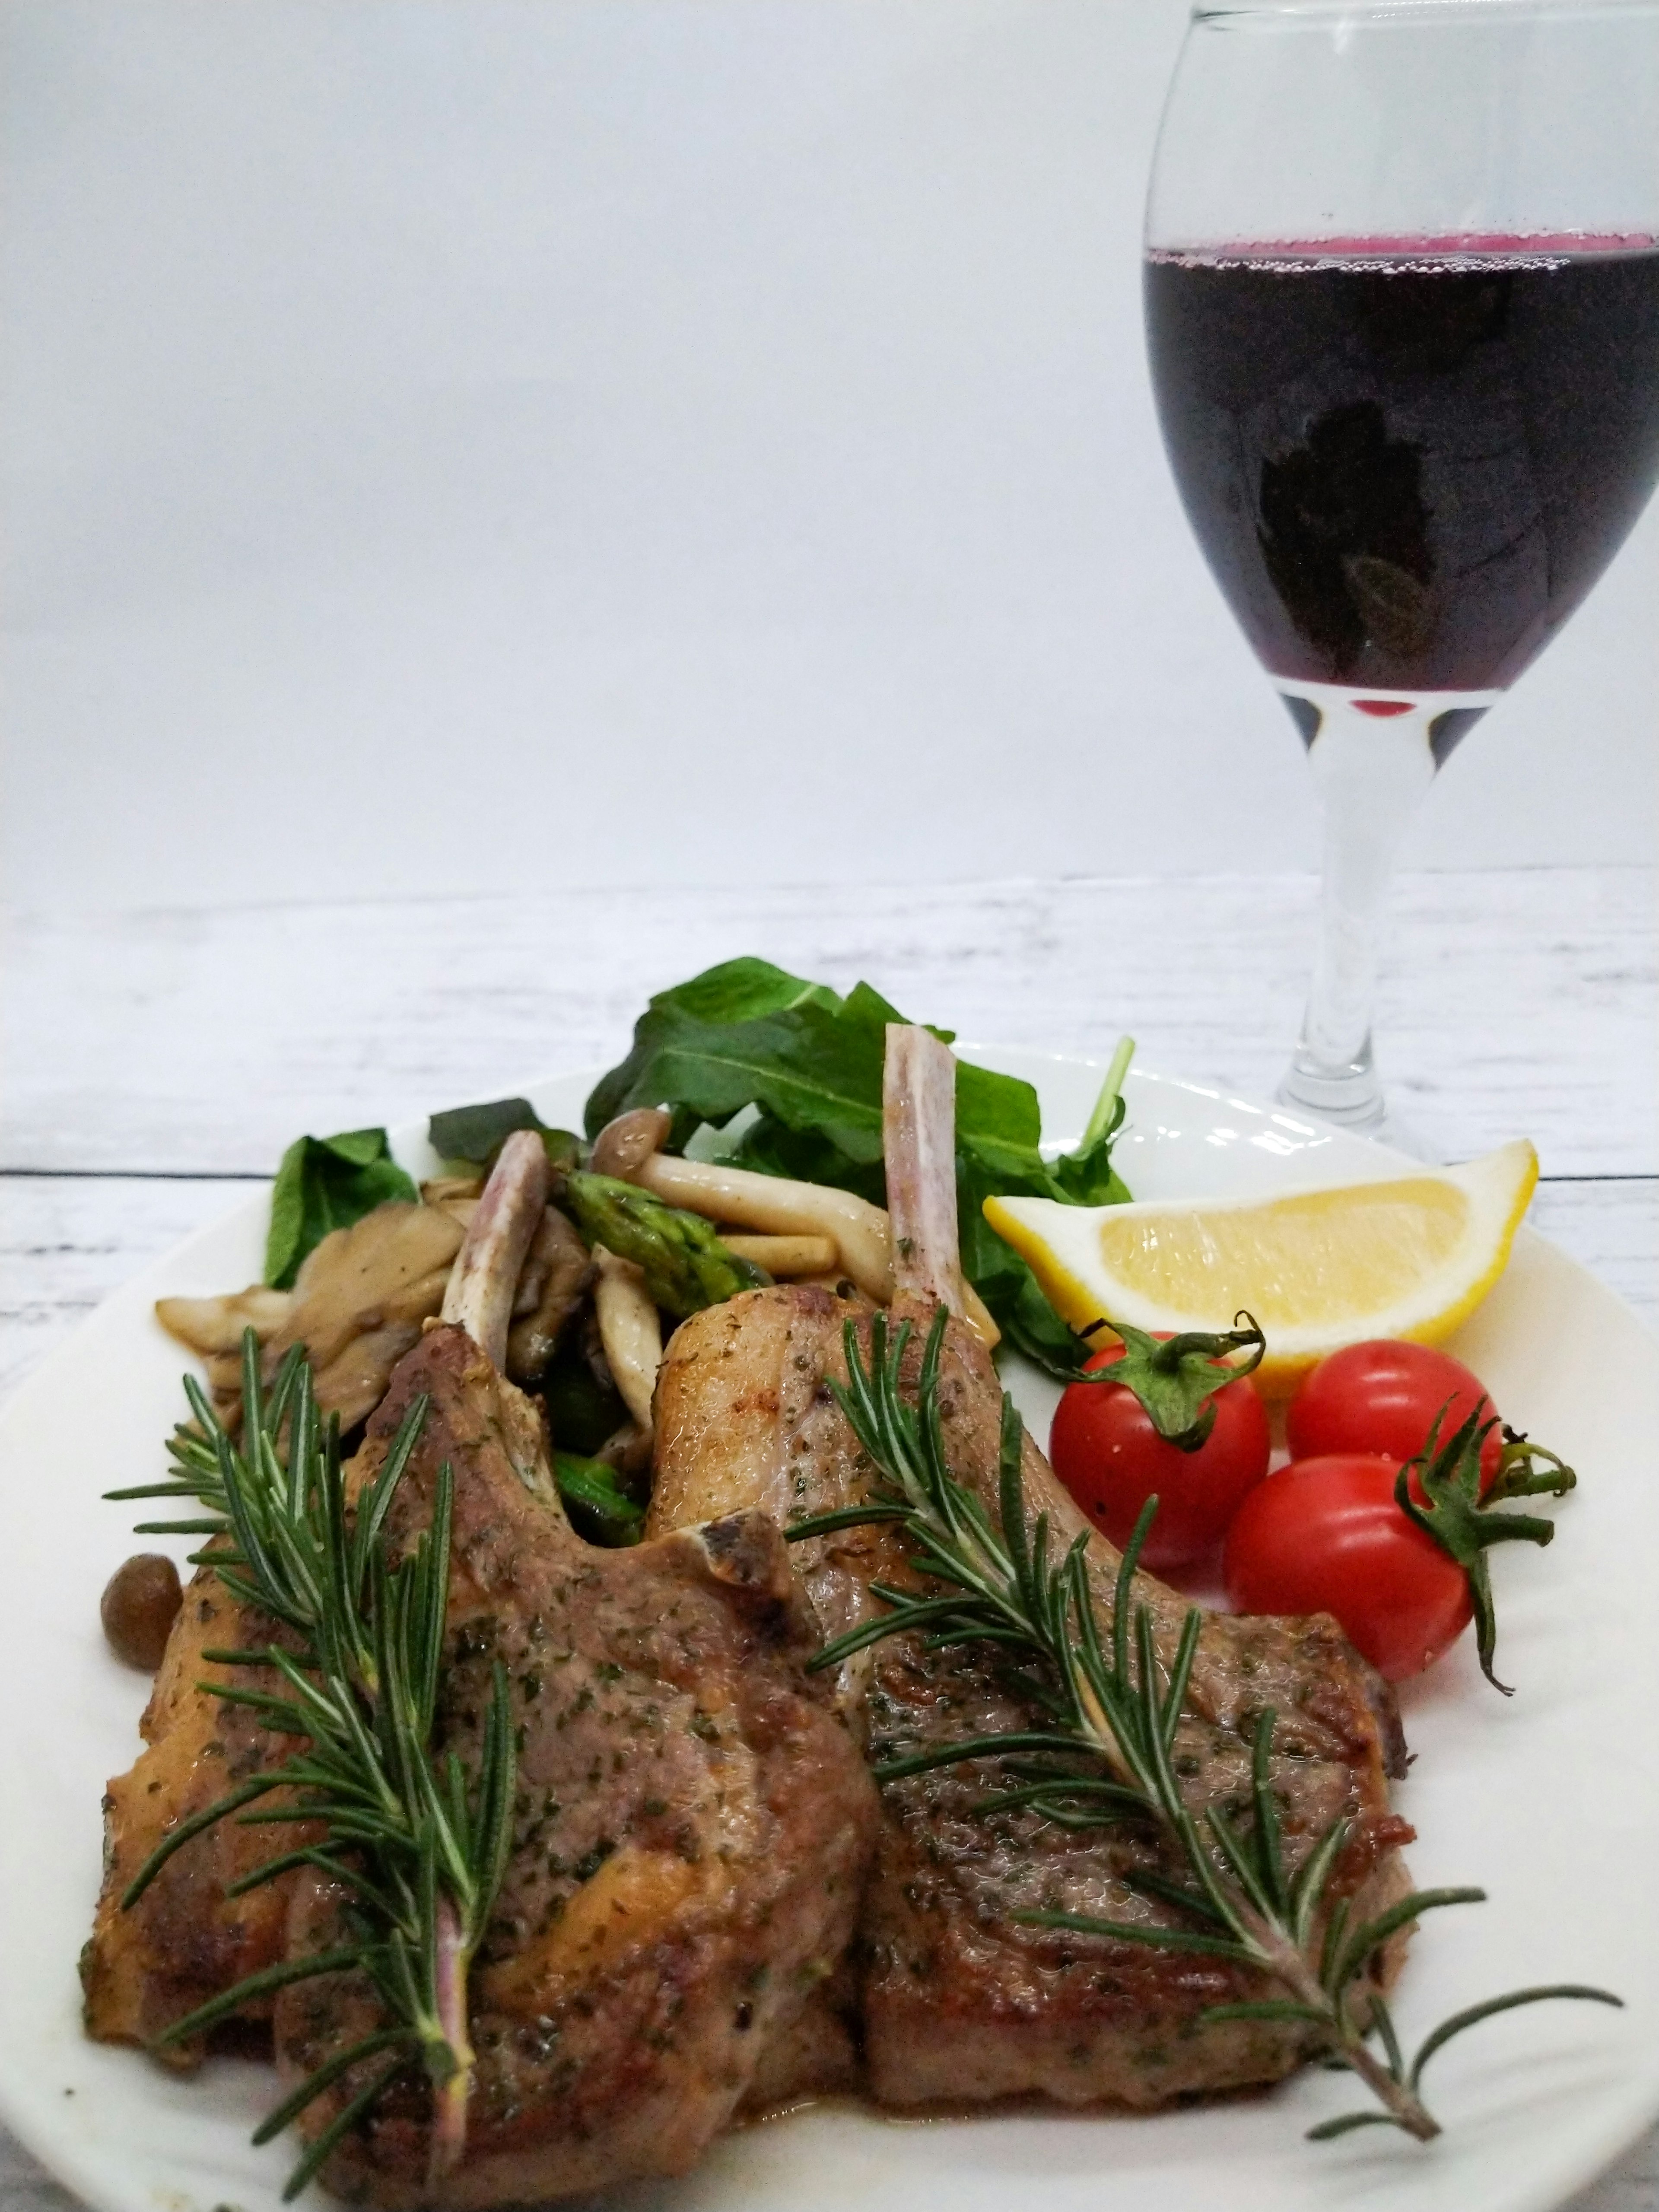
[2,1056,1656,2212]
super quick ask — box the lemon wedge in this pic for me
[984,1138,1538,1395]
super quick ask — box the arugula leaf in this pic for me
[427,1096,581,1173]
[1048,1036,1135,1205]
[586,960,1134,1376]
[955,1150,1103,1378]
[264,1129,419,1290]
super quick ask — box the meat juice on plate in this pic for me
[1144,237,1659,753]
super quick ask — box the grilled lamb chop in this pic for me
[649,1027,1413,2112]
[82,1561,316,2056]
[276,1316,874,2205]
[90,1130,876,2202]
[85,1166,548,2061]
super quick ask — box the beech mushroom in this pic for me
[592,1246,662,1434]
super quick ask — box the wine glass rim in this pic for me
[1192,0,1659,23]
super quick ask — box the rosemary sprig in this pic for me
[787,1310,1618,2142]
[107,1330,515,2197]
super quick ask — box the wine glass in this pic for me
[1143,0,1659,1150]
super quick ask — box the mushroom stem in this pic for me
[592,1247,663,1434]
[635,1155,894,1303]
[718,1233,839,1277]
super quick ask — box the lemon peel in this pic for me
[983,1139,1538,1396]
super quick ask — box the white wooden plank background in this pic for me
[6,868,1654,1177]
[1,866,1653,2212]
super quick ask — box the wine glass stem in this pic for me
[1278,699,1437,1130]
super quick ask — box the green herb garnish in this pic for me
[790,1310,1618,2143]
[107,1332,515,2196]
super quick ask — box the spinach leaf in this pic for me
[540,1340,626,1456]
[585,958,844,1146]
[428,1096,581,1173]
[585,959,1134,1377]
[264,1129,419,1290]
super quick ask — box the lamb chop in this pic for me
[90,1135,877,2205]
[83,1162,557,2061]
[650,1026,1414,2112]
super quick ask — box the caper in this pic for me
[101,1552,183,1672]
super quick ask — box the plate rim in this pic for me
[2,1051,1655,2212]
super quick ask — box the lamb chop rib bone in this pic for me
[650,1023,1412,2112]
[881,1023,967,1317]
[439,1131,550,1371]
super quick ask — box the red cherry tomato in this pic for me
[1050,1346,1271,1572]
[1287,1339,1501,1497]
[1223,1453,1471,1681]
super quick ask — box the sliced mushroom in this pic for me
[157,1200,467,1430]
[156,1285,293,1359]
[267,1201,467,1430]
[594,1421,654,1478]
[422,1173,485,1220]
[505,1207,594,1385]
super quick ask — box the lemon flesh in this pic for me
[984,1138,1538,1395]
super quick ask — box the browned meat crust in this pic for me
[271,1325,878,2205]
[651,1284,1414,2113]
[81,1565,317,2060]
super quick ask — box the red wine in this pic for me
[1145,238,1659,704]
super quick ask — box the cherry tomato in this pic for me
[1287,1339,1501,1497]
[1050,1346,1271,1572]
[1223,1453,1471,1681]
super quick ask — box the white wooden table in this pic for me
[2,866,1654,2212]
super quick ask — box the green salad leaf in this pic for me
[585,958,845,1154]
[585,960,1134,1378]
[428,1096,581,1173]
[264,1129,419,1290]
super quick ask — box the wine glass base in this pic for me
[1274,1066,1440,1163]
